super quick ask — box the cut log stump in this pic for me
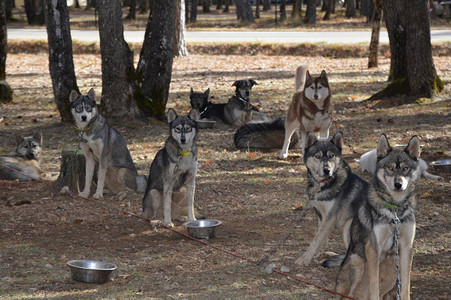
[54,148,96,194]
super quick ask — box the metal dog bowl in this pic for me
[67,260,117,284]
[430,159,451,172]
[183,219,222,239]
[197,120,216,129]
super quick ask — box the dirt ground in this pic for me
[0,51,450,299]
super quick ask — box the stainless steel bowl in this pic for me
[430,159,451,172]
[67,260,117,284]
[183,219,222,239]
[197,120,216,129]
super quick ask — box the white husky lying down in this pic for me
[359,148,443,180]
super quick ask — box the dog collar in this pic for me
[235,94,250,103]
[199,105,209,118]
[384,201,401,210]
[74,123,95,133]
[178,150,191,156]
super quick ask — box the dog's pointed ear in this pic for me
[33,132,43,144]
[204,88,210,98]
[331,132,343,150]
[87,88,96,101]
[377,134,391,158]
[188,109,199,122]
[306,71,312,81]
[232,80,239,87]
[305,132,318,149]
[320,70,329,83]
[14,134,23,146]
[69,90,79,103]
[250,79,258,86]
[167,108,178,123]
[405,135,421,160]
[190,87,194,96]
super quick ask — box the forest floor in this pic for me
[0,47,450,299]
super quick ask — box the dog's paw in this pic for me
[116,191,127,201]
[294,255,311,266]
[278,153,288,160]
[93,192,104,199]
[79,191,90,198]
[163,221,175,228]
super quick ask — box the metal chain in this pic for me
[393,211,401,300]
[257,201,310,266]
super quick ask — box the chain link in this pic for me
[393,211,401,300]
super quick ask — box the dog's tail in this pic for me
[321,254,346,269]
[135,175,147,194]
[295,64,308,91]
[234,116,299,149]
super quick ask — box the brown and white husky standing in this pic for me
[279,66,333,160]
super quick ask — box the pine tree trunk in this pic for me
[175,0,189,57]
[280,0,286,22]
[368,0,443,101]
[323,0,332,20]
[291,0,301,20]
[0,0,12,104]
[236,0,255,23]
[137,0,176,119]
[45,0,79,122]
[368,0,382,68]
[263,0,270,11]
[97,0,142,119]
[346,0,356,18]
[126,0,136,19]
[190,0,198,22]
[303,0,316,24]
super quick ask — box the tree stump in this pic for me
[0,80,13,103]
[54,148,97,194]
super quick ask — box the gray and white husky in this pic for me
[335,134,421,299]
[142,109,199,228]
[295,132,369,266]
[70,89,146,199]
[0,132,43,181]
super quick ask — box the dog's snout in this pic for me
[323,168,330,175]
[81,115,87,122]
[314,94,319,100]
[394,182,403,190]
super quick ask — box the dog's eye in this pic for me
[174,127,181,133]
[75,104,83,113]
[310,86,315,89]
[84,105,92,112]
[185,126,192,132]
[314,154,322,159]
[386,166,394,172]
[403,166,409,172]
[328,153,335,159]
[318,86,322,90]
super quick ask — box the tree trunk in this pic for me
[368,0,443,101]
[368,0,382,68]
[190,0,198,22]
[323,0,332,20]
[0,0,12,104]
[98,0,142,118]
[263,0,270,11]
[24,0,45,25]
[255,0,260,19]
[45,0,79,122]
[223,0,230,13]
[138,0,148,13]
[175,0,189,57]
[280,0,286,22]
[5,0,13,19]
[216,0,222,10]
[236,0,255,23]
[126,0,136,19]
[291,0,301,20]
[202,0,210,12]
[74,0,80,9]
[137,0,176,119]
[346,0,356,18]
[303,0,316,24]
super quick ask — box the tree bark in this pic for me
[280,0,286,22]
[346,0,356,18]
[0,0,12,104]
[291,0,301,20]
[24,0,45,25]
[138,0,148,13]
[263,0,270,11]
[303,0,316,24]
[126,0,136,19]
[236,0,255,23]
[175,0,189,57]
[190,0,198,22]
[202,0,210,12]
[137,0,176,119]
[98,0,142,118]
[45,0,79,122]
[368,0,443,101]
[368,0,382,68]
[323,0,332,20]
[255,0,260,19]
[223,0,230,13]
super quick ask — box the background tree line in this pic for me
[0,0,444,121]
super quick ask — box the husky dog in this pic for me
[224,79,269,126]
[142,109,199,228]
[295,132,369,266]
[335,134,421,300]
[360,148,443,180]
[70,89,146,199]
[190,87,226,123]
[0,132,43,181]
[279,68,333,160]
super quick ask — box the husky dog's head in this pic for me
[14,132,42,161]
[233,79,258,102]
[168,109,199,149]
[376,134,421,194]
[303,70,330,103]
[304,132,343,183]
[190,88,210,114]
[70,88,98,129]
